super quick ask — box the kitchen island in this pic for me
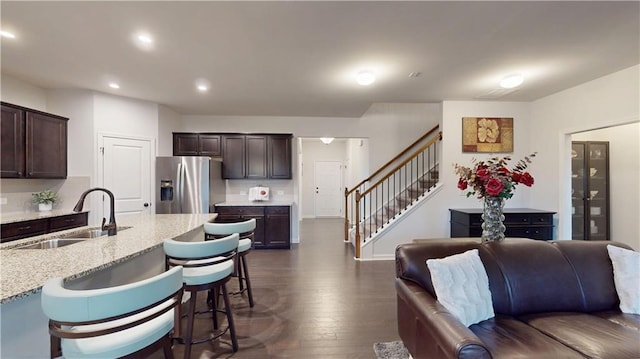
[0,213,215,358]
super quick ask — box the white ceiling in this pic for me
[1,1,638,118]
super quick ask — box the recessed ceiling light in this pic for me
[137,34,153,44]
[197,84,208,92]
[500,74,524,89]
[320,137,334,144]
[356,71,376,86]
[0,30,16,39]
[108,82,120,89]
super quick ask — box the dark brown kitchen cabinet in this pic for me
[264,206,291,249]
[571,141,610,240]
[0,212,88,243]
[213,205,291,249]
[1,102,68,179]
[199,134,222,157]
[246,135,268,179]
[221,133,292,179]
[1,104,25,178]
[221,135,246,179]
[172,133,221,157]
[268,135,292,179]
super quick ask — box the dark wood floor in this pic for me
[153,218,398,359]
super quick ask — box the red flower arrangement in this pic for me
[454,153,536,199]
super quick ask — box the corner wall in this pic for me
[531,65,639,248]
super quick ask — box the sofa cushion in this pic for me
[426,249,494,326]
[470,315,584,359]
[519,312,640,358]
[595,310,640,331]
[479,239,586,315]
[607,245,640,314]
[550,240,624,312]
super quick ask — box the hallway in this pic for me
[160,218,399,358]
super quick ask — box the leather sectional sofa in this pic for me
[395,238,640,358]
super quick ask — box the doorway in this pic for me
[97,134,154,221]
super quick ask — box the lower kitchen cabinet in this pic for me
[213,205,290,249]
[1,212,88,243]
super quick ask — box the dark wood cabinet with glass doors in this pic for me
[571,141,609,240]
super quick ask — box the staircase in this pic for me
[344,126,442,258]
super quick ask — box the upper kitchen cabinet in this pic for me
[1,104,25,178]
[1,102,68,179]
[268,135,292,179]
[222,134,292,179]
[172,133,221,157]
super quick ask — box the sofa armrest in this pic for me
[396,278,491,359]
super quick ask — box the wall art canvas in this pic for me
[462,117,513,153]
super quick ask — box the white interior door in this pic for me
[100,135,153,220]
[314,161,342,217]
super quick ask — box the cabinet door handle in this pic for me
[18,226,32,231]
[65,219,75,223]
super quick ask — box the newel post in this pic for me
[355,189,361,259]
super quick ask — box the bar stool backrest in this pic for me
[204,219,256,241]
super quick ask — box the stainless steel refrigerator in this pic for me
[155,156,226,214]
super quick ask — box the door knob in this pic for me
[143,203,150,207]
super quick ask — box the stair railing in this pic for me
[344,126,442,258]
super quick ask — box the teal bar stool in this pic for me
[204,218,256,308]
[163,233,239,359]
[40,266,184,359]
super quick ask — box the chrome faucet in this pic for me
[73,187,117,236]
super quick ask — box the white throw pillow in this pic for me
[426,249,494,327]
[607,245,640,314]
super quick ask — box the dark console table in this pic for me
[450,208,556,240]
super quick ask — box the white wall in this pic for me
[157,105,181,156]
[572,123,640,249]
[300,139,347,218]
[47,90,95,177]
[531,65,639,247]
[0,74,47,111]
[359,103,441,171]
[94,93,159,138]
[345,138,370,189]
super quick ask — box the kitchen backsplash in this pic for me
[0,176,91,214]
[225,179,294,203]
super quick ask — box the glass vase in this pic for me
[481,196,506,242]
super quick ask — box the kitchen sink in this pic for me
[15,238,88,250]
[13,226,133,249]
[56,226,133,239]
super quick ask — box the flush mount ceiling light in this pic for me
[500,74,524,89]
[108,82,120,89]
[0,30,16,39]
[356,71,375,86]
[195,78,210,93]
[320,137,334,145]
[133,31,155,50]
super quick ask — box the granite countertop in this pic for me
[214,201,293,207]
[0,210,90,225]
[0,213,215,304]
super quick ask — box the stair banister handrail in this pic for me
[345,124,440,197]
[358,131,442,198]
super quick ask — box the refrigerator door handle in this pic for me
[177,162,184,214]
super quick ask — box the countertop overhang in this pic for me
[0,213,215,304]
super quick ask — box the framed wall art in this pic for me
[462,117,513,153]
